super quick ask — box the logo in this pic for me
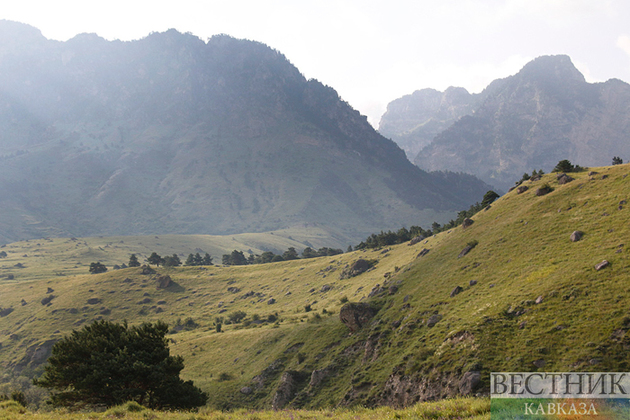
[491,372,630,418]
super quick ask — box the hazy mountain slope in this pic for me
[411,55,630,191]
[0,21,491,245]
[378,87,480,159]
[1,164,629,410]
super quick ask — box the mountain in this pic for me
[378,87,480,159]
[0,21,491,245]
[381,55,630,191]
[1,163,629,410]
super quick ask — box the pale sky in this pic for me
[4,0,630,127]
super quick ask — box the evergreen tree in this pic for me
[282,247,299,261]
[184,254,195,266]
[147,252,164,267]
[613,156,623,165]
[88,262,107,274]
[163,254,182,267]
[193,253,203,266]
[202,253,213,265]
[128,254,141,267]
[34,320,207,409]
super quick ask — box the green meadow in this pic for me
[1,164,629,413]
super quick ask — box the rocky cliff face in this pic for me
[378,87,480,159]
[382,55,630,191]
[0,21,491,244]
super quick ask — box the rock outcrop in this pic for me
[339,302,377,332]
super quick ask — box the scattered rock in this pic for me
[590,358,602,365]
[602,174,608,179]
[403,295,411,303]
[462,218,474,229]
[41,295,55,305]
[123,278,133,283]
[458,371,481,395]
[20,299,27,306]
[450,286,463,298]
[86,298,101,305]
[417,248,430,258]
[533,359,546,368]
[137,297,152,305]
[140,266,155,275]
[388,285,398,295]
[408,236,425,246]
[99,308,111,315]
[570,231,583,242]
[427,314,442,328]
[535,185,553,196]
[469,280,477,286]
[557,173,574,184]
[0,307,14,317]
[516,185,529,194]
[535,296,543,304]
[339,302,377,332]
[458,245,474,258]
[267,298,276,305]
[518,321,526,329]
[340,259,372,279]
[321,284,332,292]
[271,371,300,410]
[368,285,386,297]
[240,386,252,395]
[595,260,610,271]
[46,287,54,294]
[156,275,172,289]
[588,171,598,176]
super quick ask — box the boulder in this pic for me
[408,236,425,246]
[557,173,574,184]
[535,186,552,196]
[516,185,528,194]
[570,231,583,242]
[417,248,430,258]
[535,295,543,304]
[321,284,332,292]
[458,245,473,258]
[86,297,101,305]
[271,371,299,410]
[458,371,481,395]
[427,314,442,328]
[156,275,172,289]
[340,259,371,279]
[339,302,377,332]
[267,298,276,305]
[595,260,610,271]
[240,386,252,395]
[450,286,463,298]
[462,218,474,229]
[469,280,477,286]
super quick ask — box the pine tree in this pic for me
[34,320,207,409]
[128,254,141,267]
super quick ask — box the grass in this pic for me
[1,164,630,411]
[0,397,490,419]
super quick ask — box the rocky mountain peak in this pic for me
[517,54,585,84]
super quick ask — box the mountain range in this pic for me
[380,55,630,191]
[0,21,493,246]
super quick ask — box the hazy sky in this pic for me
[4,0,630,126]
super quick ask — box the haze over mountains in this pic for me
[0,20,492,245]
[380,55,630,191]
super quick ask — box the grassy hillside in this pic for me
[0,164,629,410]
